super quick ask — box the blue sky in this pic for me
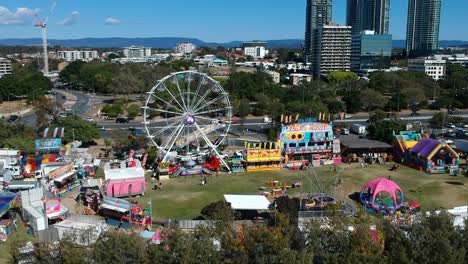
[0,0,466,41]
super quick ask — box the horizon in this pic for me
[0,0,467,42]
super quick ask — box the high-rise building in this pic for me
[406,0,441,56]
[351,30,392,71]
[312,24,352,76]
[123,46,152,58]
[346,0,390,36]
[304,0,333,63]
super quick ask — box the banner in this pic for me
[46,198,61,214]
[35,138,62,152]
[48,163,74,179]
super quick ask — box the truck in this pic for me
[351,124,366,135]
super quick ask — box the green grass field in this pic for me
[138,162,468,220]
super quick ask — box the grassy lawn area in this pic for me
[138,162,468,220]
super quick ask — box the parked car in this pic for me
[7,115,19,123]
[341,128,350,135]
[115,117,129,123]
[457,122,468,128]
[445,123,456,128]
[84,117,94,122]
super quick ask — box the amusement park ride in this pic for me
[143,71,232,171]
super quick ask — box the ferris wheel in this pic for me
[143,71,232,168]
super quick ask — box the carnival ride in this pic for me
[359,178,404,214]
[143,71,232,170]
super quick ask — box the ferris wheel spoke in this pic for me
[150,108,185,116]
[191,82,217,111]
[161,121,184,149]
[193,93,227,114]
[195,107,230,116]
[149,118,182,138]
[149,93,183,113]
[194,123,230,170]
[162,123,185,162]
[160,82,186,111]
[190,75,205,110]
[186,72,192,110]
[174,76,189,111]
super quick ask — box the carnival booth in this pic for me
[360,178,404,214]
[103,160,146,197]
[98,196,151,229]
[406,138,460,174]
[243,142,282,172]
[280,121,335,167]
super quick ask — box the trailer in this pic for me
[351,124,366,135]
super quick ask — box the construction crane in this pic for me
[34,1,57,76]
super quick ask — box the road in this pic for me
[21,89,91,127]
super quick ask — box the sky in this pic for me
[0,0,466,42]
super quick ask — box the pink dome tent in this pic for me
[359,178,404,212]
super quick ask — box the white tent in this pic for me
[224,195,271,210]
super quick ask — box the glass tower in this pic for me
[304,0,333,63]
[346,0,390,36]
[406,0,441,56]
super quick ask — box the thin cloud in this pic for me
[104,17,121,25]
[0,6,38,25]
[57,11,79,26]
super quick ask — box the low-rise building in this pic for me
[0,58,12,77]
[175,42,196,54]
[123,46,152,58]
[243,41,269,59]
[433,54,468,67]
[266,70,280,84]
[290,73,312,86]
[58,50,99,62]
[408,57,446,80]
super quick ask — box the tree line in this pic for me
[11,202,468,264]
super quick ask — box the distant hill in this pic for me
[0,37,304,49]
[0,37,466,49]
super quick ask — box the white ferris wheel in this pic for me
[143,71,232,168]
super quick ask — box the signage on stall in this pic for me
[35,138,62,152]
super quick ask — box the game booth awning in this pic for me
[224,194,271,210]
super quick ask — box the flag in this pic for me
[43,128,49,138]
[52,127,59,138]
[60,127,65,138]
[280,114,284,123]
[295,114,299,121]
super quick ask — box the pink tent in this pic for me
[360,178,404,210]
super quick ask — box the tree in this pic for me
[429,112,445,128]
[368,119,406,143]
[343,91,362,113]
[127,104,141,118]
[92,230,147,264]
[51,116,100,144]
[200,201,235,222]
[360,89,388,111]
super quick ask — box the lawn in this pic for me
[138,162,468,220]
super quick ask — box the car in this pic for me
[341,128,350,135]
[99,126,108,131]
[344,114,352,119]
[445,123,456,128]
[59,113,67,118]
[115,117,129,123]
[84,117,94,122]
[457,122,468,128]
[7,115,19,123]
